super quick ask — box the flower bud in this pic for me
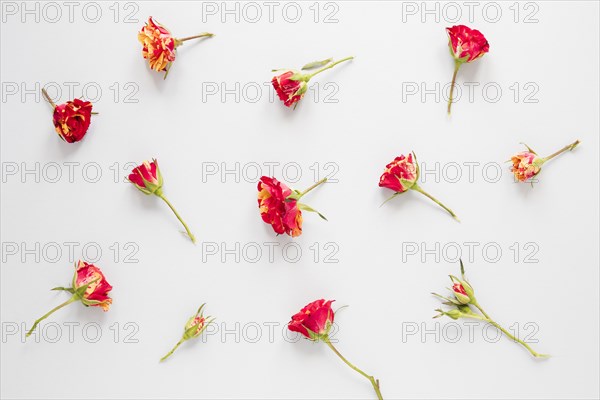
[450,276,471,304]
[183,304,213,340]
[128,159,163,195]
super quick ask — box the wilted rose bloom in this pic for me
[52,99,93,143]
[129,159,163,195]
[447,25,489,62]
[288,299,335,340]
[379,153,418,193]
[73,260,113,311]
[257,176,293,235]
[138,17,176,72]
[272,70,307,107]
[511,151,542,182]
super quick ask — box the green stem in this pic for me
[447,61,461,115]
[307,57,354,79]
[473,303,548,358]
[412,184,459,222]
[542,140,580,163]
[26,296,77,338]
[41,88,56,109]
[323,336,383,400]
[160,338,185,362]
[297,178,327,200]
[157,193,196,243]
[176,33,214,45]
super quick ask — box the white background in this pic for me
[1,1,599,399]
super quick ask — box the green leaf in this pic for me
[51,286,74,293]
[298,203,328,221]
[301,58,333,70]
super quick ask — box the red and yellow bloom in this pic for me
[511,151,542,182]
[379,153,459,221]
[138,17,214,78]
[73,260,113,311]
[510,140,580,183]
[272,57,353,108]
[378,153,418,193]
[272,70,308,107]
[257,176,326,237]
[27,261,113,338]
[42,88,95,143]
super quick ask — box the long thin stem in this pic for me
[473,303,548,358]
[26,296,77,337]
[298,178,327,199]
[177,33,214,43]
[412,184,459,222]
[543,140,580,163]
[157,193,196,243]
[160,338,185,362]
[41,88,56,108]
[323,336,383,400]
[307,57,354,79]
[447,61,461,115]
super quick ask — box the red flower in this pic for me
[258,176,292,235]
[74,260,113,311]
[283,201,303,237]
[257,176,327,237]
[379,153,459,221]
[446,25,489,63]
[446,25,489,114]
[129,159,163,195]
[128,159,195,243]
[26,261,113,338]
[272,70,307,107]
[378,153,418,193]
[288,299,335,340]
[52,98,93,143]
[271,57,353,107]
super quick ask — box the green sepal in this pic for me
[432,292,461,306]
[286,190,302,201]
[520,142,538,155]
[380,191,404,207]
[288,72,306,81]
[298,203,328,221]
[301,58,333,70]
